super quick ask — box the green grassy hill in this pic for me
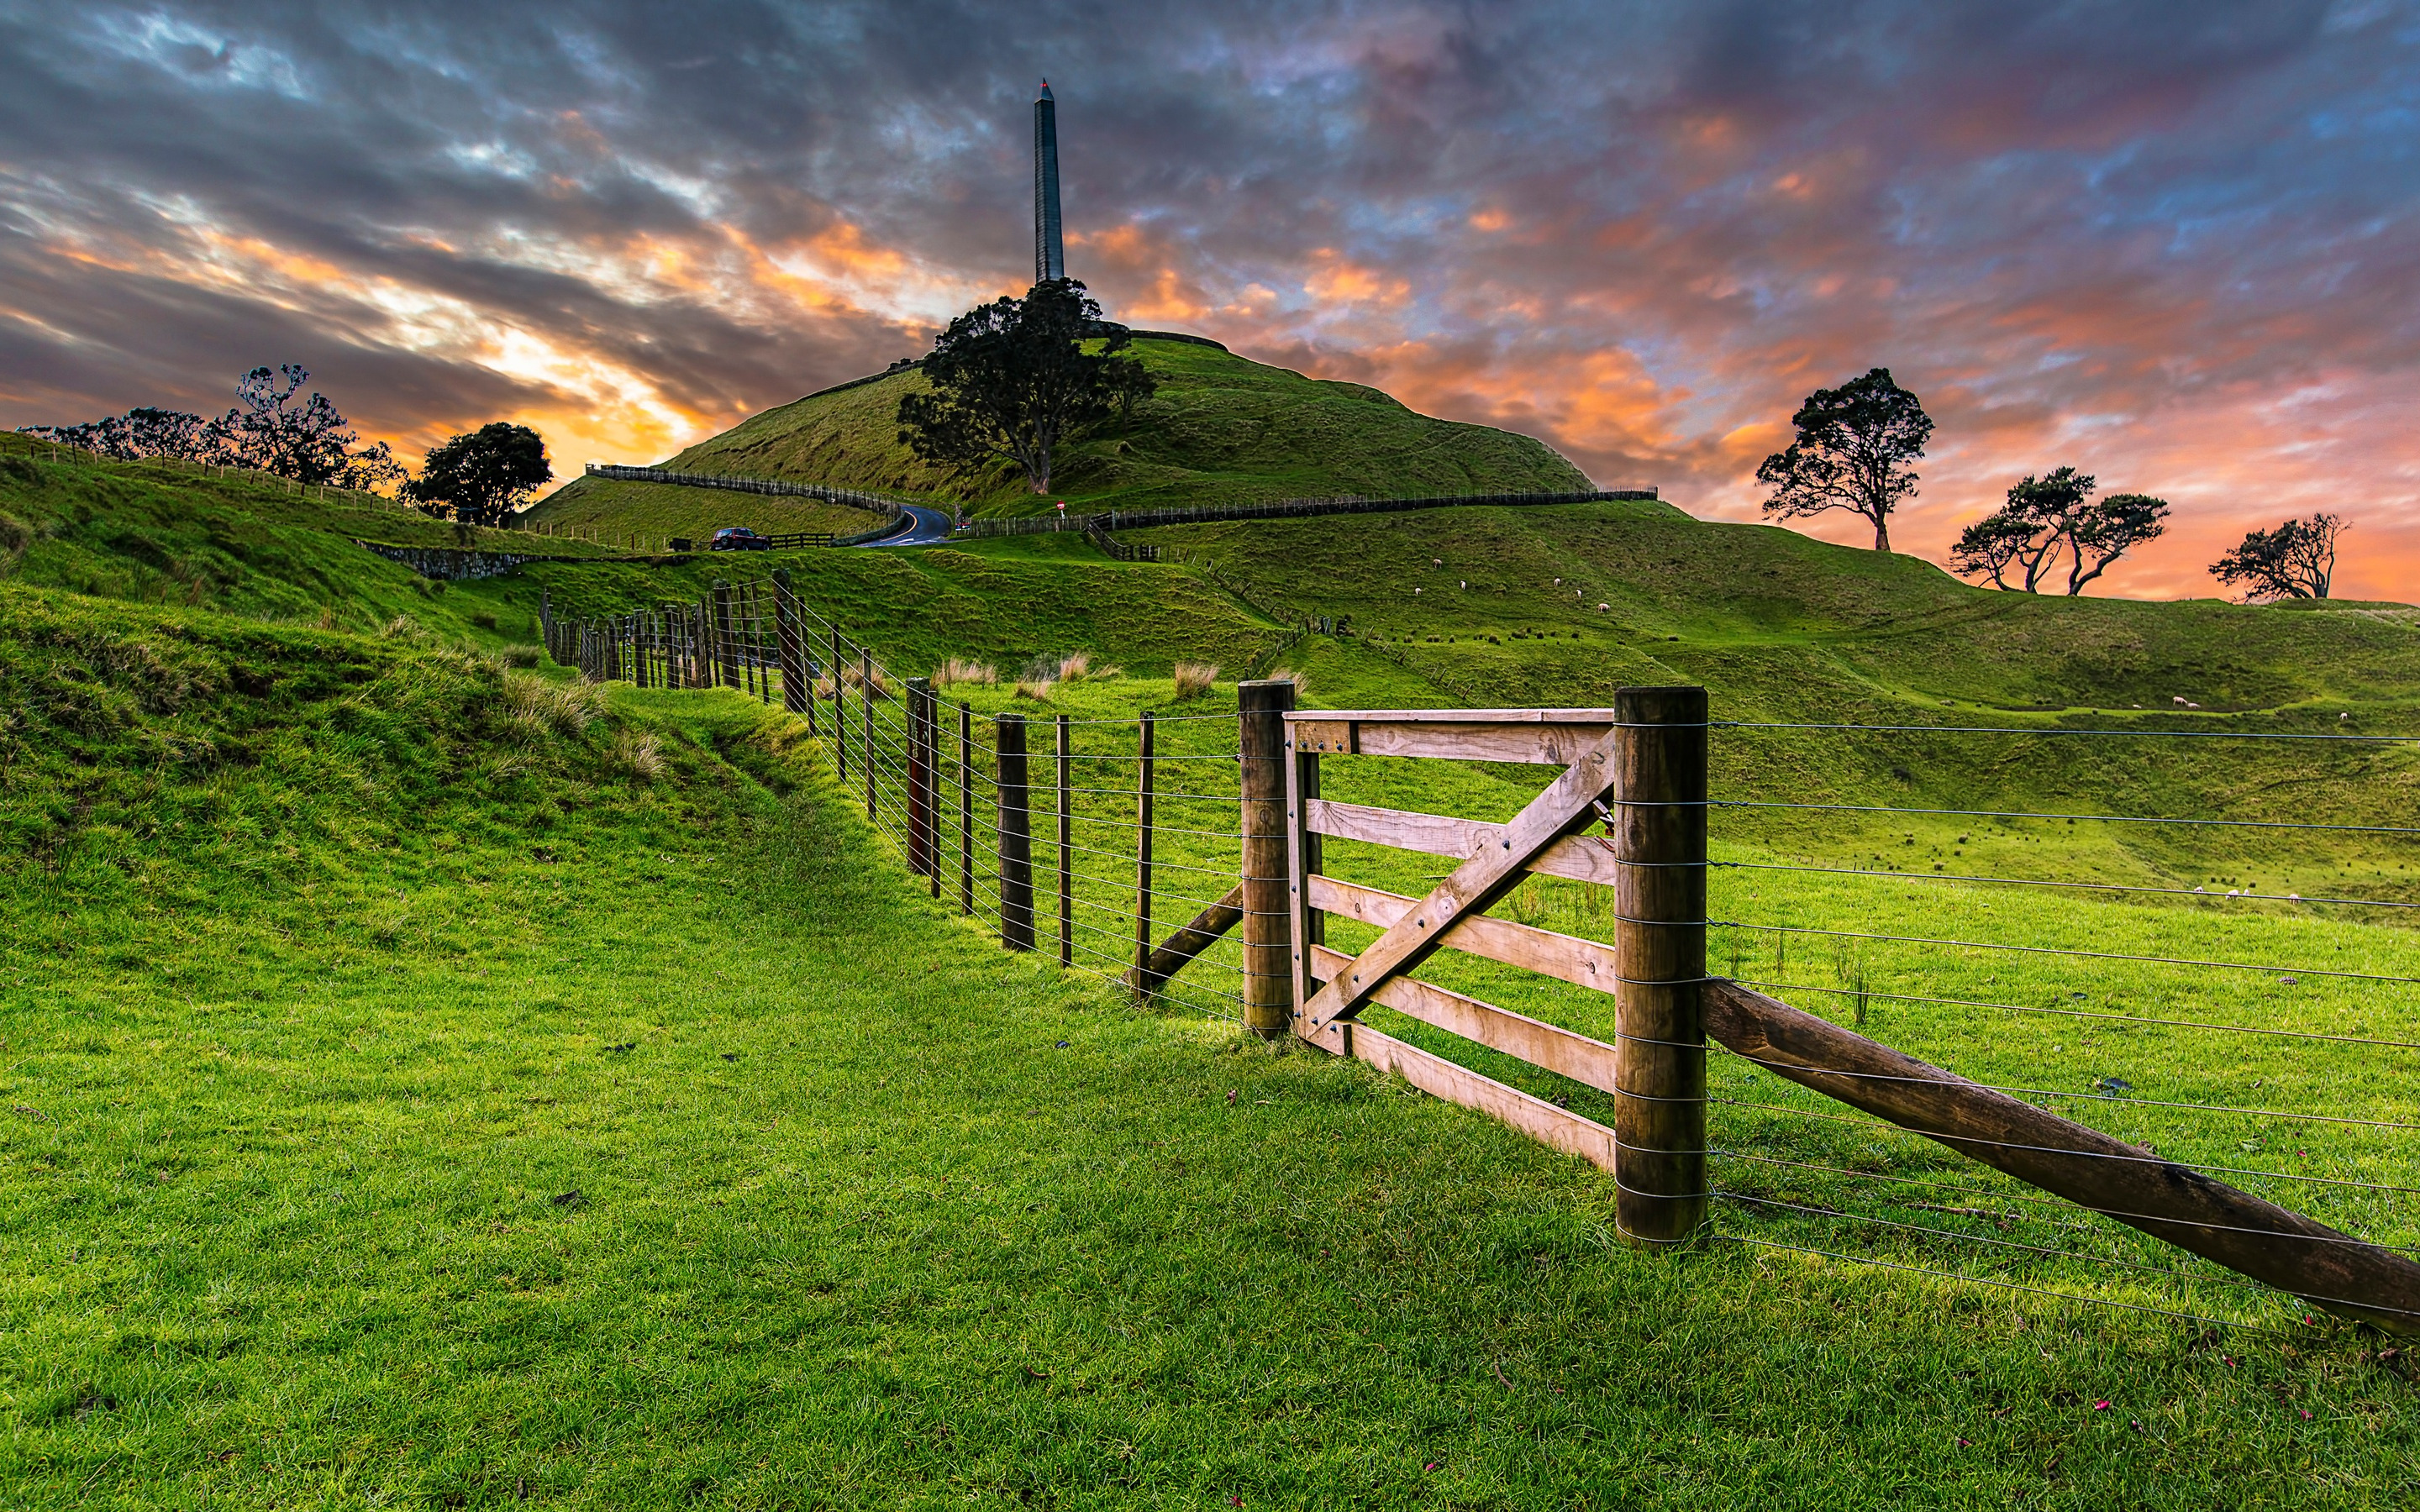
[528,336,1602,537]
[8,454,2420,1502]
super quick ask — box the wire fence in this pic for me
[544,580,2420,1331]
[545,574,1257,1026]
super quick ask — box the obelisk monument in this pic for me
[1034,81,1065,283]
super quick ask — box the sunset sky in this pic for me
[3,2,2415,600]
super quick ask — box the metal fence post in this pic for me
[1239,680,1294,1039]
[1612,685,1709,1248]
[713,582,736,688]
[996,715,1034,951]
[1134,711,1155,984]
[772,569,805,717]
[830,627,847,782]
[1056,713,1073,969]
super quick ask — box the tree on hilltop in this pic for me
[210,364,405,489]
[897,279,1154,494]
[1757,368,1933,552]
[2210,513,2344,601]
[401,422,554,528]
[21,406,213,462]
[1950,466,2169,594]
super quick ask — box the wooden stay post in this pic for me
[1134,711,1155,985]
[772,570,808,720]
[860,648,876,821]
[958,702,975,916]
[1057,714,1074,968]
[1238,680,1294,1037]
[906,678,934,877]
[829,627,846,779]
[713,582,737,689]
[997,715,1034,950]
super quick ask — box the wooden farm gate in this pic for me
[1250,692,2420,1331]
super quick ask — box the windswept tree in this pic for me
[1756,368,1933,551]
[1949,467,2169,595]
[21,406,213,462]
[401,423,553,528]
[896,280,1153,494]
[210,364,405,490]
[2211,513,2345,601]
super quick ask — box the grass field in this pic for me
[527,337,1597,526]
[7,454,2420,1504]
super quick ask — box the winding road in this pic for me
[858,503,956,547]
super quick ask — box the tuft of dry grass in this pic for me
[609,729,666,783]
[1171,661,1219,700]
[839,663,897,699]
[935,658,998,688]
[1265,667,1313,703]
[503,673,607,739]
[1055,650,1091,682]
[496,644,544,669]
[1013,679,1056,702]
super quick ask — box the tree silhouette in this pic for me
[2211,514,2345,601]
[402,423,553,528]
[1950,467,2167,595]
[1756,368,1933,551]
[208,365,402,489]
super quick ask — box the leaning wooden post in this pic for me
[772,569,805,717]
[905,678,934,877]
[1612,685,1710,1248]
[996,715,1035,950]
[713,581,738,689]
[1056,713,1073,969]
[958,702,975,916]
[1238,680,1295,1038]
[1134,711,1155,986]
[860,648,876,821]
[830,627,848,781]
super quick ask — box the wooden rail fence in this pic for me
[540,584,2420,1335]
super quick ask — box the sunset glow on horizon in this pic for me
[3,3,2416,601]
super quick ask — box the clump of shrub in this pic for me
[935,657,997,688]
[1172,661,1219,700]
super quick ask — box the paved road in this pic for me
[855,503,956,547]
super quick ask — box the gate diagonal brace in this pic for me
[1300,726,1623,1034]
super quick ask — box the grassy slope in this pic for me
[0,438,608,640]
[5,585,2413,1508]
[528,338,1600,527]
[505,478,883,548]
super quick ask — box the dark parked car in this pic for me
[709,527,771,551]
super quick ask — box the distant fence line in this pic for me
[585,459,1659,553]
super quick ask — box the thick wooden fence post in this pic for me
[1612,685,1709,1247]
[1239,680,1294,1038]
[906,678,934,877]
[773,570,806,717]
[830,627,848,782]
[1134,711,1155,984]
[1056,713,1073,969]
[997,715,1034,950]
[860,649,876,821]
[713,582,737,689]
[958,703,975,916]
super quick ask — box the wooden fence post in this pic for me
[773,569,805,717]
[1134,711,1156,986]
[958,702,975,916]
[1239,680,1294,1038]
[860,648,876,821]
[830,627,848,782]
[906,678,934,877]
[1612,685,1710,1248]
[997,715,1034,950]
[1056,713,1073,969]
[713,582,737,689]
